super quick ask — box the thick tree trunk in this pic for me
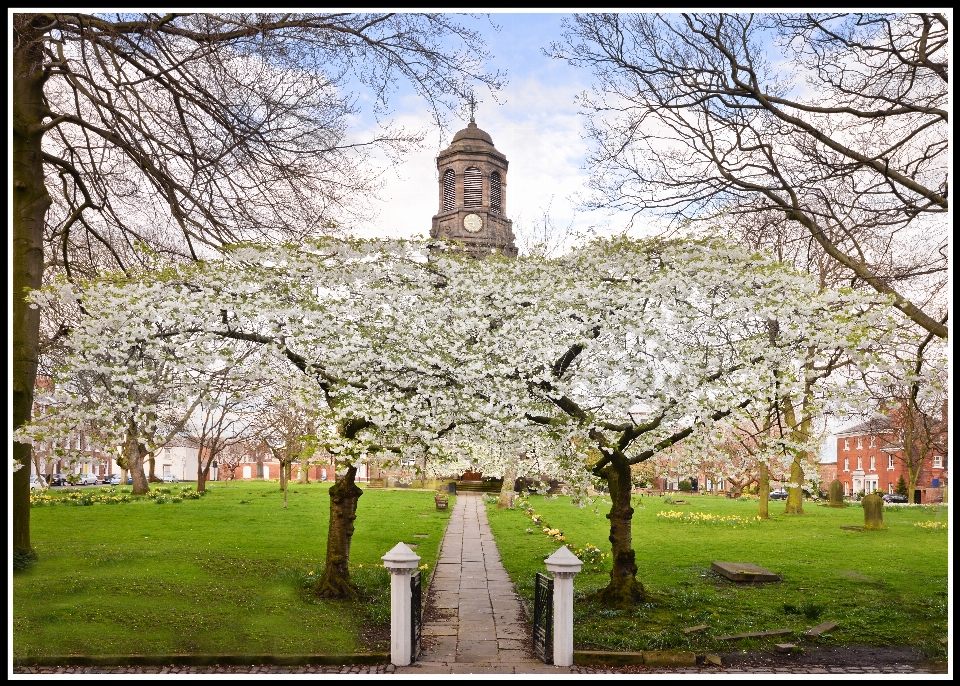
[298,456,309,484]
[197,460,210,493]
[758,461,770,519]
[13,15,52,562]
[125,435,151,495]
[591,456,645,608]
[497,467,518,509]
[148,454,160,482]
[783,454,806,515]
[316,465,363,598]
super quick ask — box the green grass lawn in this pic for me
[485,494,949,659]
[14,482,452,659]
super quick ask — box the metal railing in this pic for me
[532,572,553,664]
[410,570,422,662]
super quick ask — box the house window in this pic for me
[857,436,863,449]
[843,482,850,495]
[888,455,895,469]
[844,458,849,472]
[857,457,862,470]
[843,439,850,451]
[869,435,876,448]
[933,455,943,469]
[888,483,894,494]
[869,456,875,471]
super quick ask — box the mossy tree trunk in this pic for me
[13,15,53,563]
[758,461,770,519]
[497,467,517,509]
[315,463,363,599]
[783,454,806,515]
[590,454,645,608]
[125,433,151,495]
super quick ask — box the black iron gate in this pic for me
[532,572,553,664]
[411,570,422,662]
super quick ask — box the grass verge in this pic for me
[485,493,948,660]
[14,481,452,660]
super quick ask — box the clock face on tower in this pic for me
[463,213,482,233]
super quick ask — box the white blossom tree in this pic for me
[18,235,894,605]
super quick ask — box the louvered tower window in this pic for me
[442,169,455,211]
[463,167,482,207]
[490,171,502,213]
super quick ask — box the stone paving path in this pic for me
[395,493,571,675]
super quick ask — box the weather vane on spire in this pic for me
[468,91,476,123]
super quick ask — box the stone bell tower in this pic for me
[430,115,517,258]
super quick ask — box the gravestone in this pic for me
[711,561,781,582]
[829,479,846,507]
[862,493,887,530]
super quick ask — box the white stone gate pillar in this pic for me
[544,545,583,667]
[381,542,421,666]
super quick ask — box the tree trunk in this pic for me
[125,435,151,495]
[316,465,363,598]
[298,456,309,484]
[148,454,160,482]
[590,456,645,608]
[497,467,518,509]
[13,15,53,563]
[783,453,805,515]
[197,460,209,493]
[758,461,770,519]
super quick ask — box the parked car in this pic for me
[47,473,67,487]
[162,474,179,483]
[108,474,124,486]
[30,475,47,490]
[882,493,908,504]
[769,489,789,500]
[77,473,99,486]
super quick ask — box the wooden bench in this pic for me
[434,493,449,510]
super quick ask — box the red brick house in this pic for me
[835,419,947,503]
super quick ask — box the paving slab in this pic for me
[405,494,551,673]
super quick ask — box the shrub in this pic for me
[678,480,692,492]
[896,476,909,497]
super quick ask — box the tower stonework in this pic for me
[430,120,518,258]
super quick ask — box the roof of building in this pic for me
[835,418,895,438]
[440,120,505,159]
[165,434,201,449]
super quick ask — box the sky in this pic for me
[347,13,619,247]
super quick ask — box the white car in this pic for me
[77,473,99,486]
[162,474,179,483]
[30,475,47,490]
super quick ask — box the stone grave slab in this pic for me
[711,561,781,582]
[717,628,793,640]
[804,621,837,637]
[682,624,709,634]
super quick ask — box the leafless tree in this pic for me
[862,328,948,503]
[251,396,319,509]
[188,363,262,494]
[553,13,948,338]
[13,12,504,559]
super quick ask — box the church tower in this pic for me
[430,117,517,258]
